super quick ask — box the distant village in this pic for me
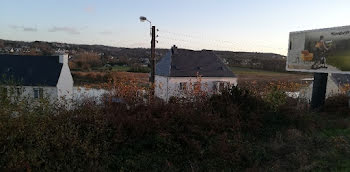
[0,39,157,72]
[0,39,287,73]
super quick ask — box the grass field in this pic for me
[94,65,131,72]
[231,67,312,91]
[72,67,312,92]
[230,67,286,75]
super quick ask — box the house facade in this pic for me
[155,46,237,101]
[0,54,74,102]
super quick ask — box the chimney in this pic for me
[171,45,177,54]
[59,54,69,64]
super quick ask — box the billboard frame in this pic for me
[286,25,350,74]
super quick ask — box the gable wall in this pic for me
[56,60,74,100]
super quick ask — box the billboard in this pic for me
[287,25,350,74]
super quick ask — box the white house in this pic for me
[0,54,74,102]
[155,46,237,101]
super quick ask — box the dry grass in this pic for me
[72,71,149,88]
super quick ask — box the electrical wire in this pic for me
[157,29,287,54]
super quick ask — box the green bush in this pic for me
[264,86,287,112]
[127,66,150,73]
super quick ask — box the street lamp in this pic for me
[140,16,152,35]
[139,16,151,25]
[140,16,156,94]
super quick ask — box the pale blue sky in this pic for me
[1,0,350,55]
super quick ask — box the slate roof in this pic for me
[0,55,63,86]
[156,48,236,77]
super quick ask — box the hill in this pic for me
[0,39,286,72]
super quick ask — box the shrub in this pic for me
[127,66,150,73]
[1,87,350,171]
[264,86,287,112]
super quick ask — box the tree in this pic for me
[72,52,102,71]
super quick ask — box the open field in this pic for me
[94,65,131,72]
[233,67,312,91]
[72,67,312,92]
[72,71,149,88]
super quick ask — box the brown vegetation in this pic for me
[69,52,102,71]
[1,85,350,171]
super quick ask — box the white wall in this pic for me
[155,75,237,101]
[56,54,74,101]
[155,75,169,100]
[4,86,58,102]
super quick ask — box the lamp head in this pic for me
[140,16,147,22]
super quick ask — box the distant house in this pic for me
[299,73,350,102]
[155,46,237,101]
[0,54,74,102]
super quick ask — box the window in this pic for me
[215,82,230,92]
[33,88,44,99]
[179,82,187,90]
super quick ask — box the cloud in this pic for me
[23,27,37,32]
[9,25,20,29]
[9,25,37,32]
[84,5,95,13]
[48,27,80,35]
[100,31,113,35]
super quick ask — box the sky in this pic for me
[1,0,350,55]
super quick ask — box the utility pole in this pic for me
[150,26,156,84]
[139,16,156,97]
[150,26,156,97]
[311,73,328,110]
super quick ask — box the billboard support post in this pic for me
[311,73,328,109]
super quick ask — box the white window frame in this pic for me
[33,88,44,99]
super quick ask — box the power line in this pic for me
[157,35,285,54]
[158,29,287,53]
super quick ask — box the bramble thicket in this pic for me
[1,79,350,171]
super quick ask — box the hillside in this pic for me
[215,51,286,72]
[0,39,286,72]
